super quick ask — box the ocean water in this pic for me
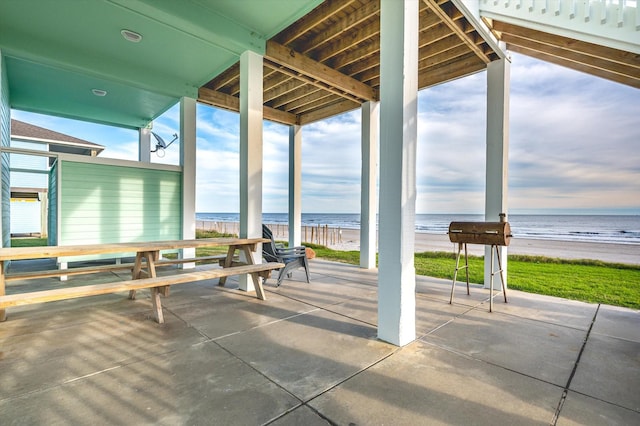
[196,213,640,245]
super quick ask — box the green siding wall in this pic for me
[47,160,58,246]
[57,160,182,262]
[0,53,11,248]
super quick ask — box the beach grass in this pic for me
[10,237,639,310]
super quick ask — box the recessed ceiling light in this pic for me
[91,89,108,97]
[121,29,142,43]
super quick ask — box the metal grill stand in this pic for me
[448,219,512,312]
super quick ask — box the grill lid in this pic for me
[448,222,512,246]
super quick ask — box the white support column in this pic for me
[139,126,151,163]
[377,0,418,347]
[360,101,379,269]
[289,124,302,248]
[239,50,263,292]
[484,58,511,289]
[180,97,197,268]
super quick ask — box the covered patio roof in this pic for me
[199,0,504,125]
[1,0,506,129]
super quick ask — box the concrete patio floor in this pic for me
[0,258,638,425]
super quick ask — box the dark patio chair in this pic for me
[262,224,310,287]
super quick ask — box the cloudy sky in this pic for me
[12,52,640,215]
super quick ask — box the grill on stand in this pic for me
[448,214,512,312]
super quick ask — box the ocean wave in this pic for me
[196,213,640,245]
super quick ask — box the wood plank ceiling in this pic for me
[483,20,640,89]
[198,0,502,126]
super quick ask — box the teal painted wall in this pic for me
[47,160,58,246]
[0,52,11,248]
[56,160,182,262]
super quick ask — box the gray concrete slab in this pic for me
[557,391,640,425]
[309,340,562,425]
[1,259,638,425]
[307,260,379,286]
[417,276,490,307]
[0,341,300,425]
[569,333,640,412]
[269,274,377,309]
[487,289,599,330]
[326,289,475,336]
[422,307,587,386]
[269,405,332,426]
[168,290,319,340]
[216,309,396,401]
[591,304,640,342]
[0,306,206,399]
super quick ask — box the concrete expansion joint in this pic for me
[551,304,601,425]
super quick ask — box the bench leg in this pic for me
[218,246,236,287]
[250,273,267,301]
[150,287,164,324]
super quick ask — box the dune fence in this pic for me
[196,220,345,246]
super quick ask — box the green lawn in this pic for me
[10,236,639,310]
[306,244,640,310]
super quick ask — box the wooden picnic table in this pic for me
[0,238,282,323]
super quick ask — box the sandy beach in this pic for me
[197,221,640,265]
[331,228,640,265]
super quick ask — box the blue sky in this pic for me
[12,53,640,215]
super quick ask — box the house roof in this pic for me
[10,119,105,156]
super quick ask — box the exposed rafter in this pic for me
[200,0,506,124]
[489,20,640,88]
[198,87,297,125]
[265,40,377,102]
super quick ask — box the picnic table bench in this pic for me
[0,238,283,324]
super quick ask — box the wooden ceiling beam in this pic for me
[197,87,298,125]
[418,53,486,88]
[299,98,360,125]
[420,6,446,30]
[422,0,492,64]
[508,45,640,89]
[341,52,379,76]
[419,22,455,47]
[264,58,363,104]
[299,0,380,55]
[419,43,470,71]
[290,94,344,116]
[264,77,306,103]
[314,18,380,63]
[275,0,358,45]
[330,39,380,70]
[493,21,640,69]
[274,85,327,110]
[265,40,377,101]
[206,63,239,92]
[503,34,640,79]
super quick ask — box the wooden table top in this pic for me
[0,238,270,261]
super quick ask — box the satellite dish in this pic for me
[151,132,178,157]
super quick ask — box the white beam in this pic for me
[180,97,197,269]
[360,101,379,269]
[378,0,419,347]
[289,125,302,247]
[0,50,8,321]
[239,50,264,292]
[484,58,511,289]
[139,126,151,163]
